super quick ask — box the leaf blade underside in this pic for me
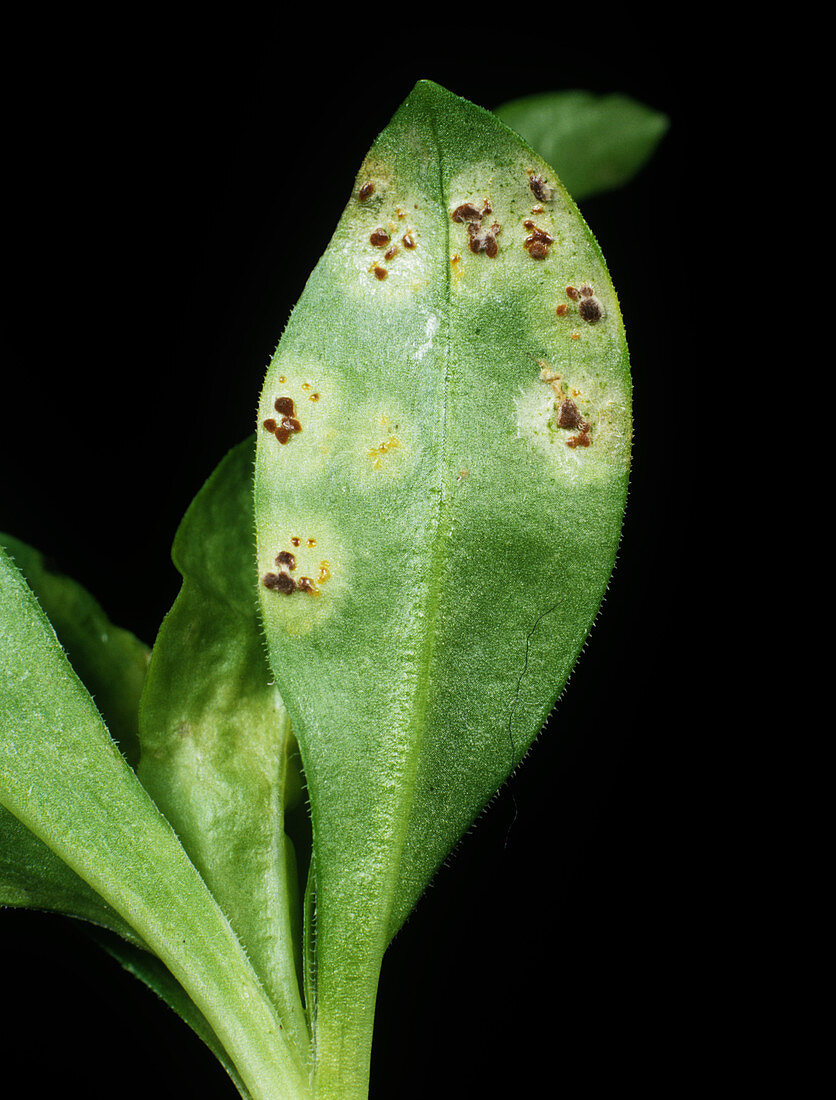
[254,80,631,1093]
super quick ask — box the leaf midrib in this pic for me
[377,92,453,936]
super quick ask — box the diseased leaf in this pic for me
[494,89,669,201]
[137,438,309,1056]
[0,544,309,1100]
[0,532,149,766]
[254,80,631,1092]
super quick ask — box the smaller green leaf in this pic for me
[0,543,309,1100]
[0,808,142,946]
[0,533,149,942]
[138,438,309,1055]
[494,89,669,200]
[0,532,149,766]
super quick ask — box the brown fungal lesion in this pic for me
[450,199,501,257]
[263,540,329,596]
[263,394,303,444]
[523,220,553,260]
[527,170,554,203]
[538,360,593,448]
[561,284,605,324]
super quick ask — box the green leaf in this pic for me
[0,807,143,945]
[137,438,310,1056]
[0,532,149,766]
[494,89,669,201]
[254,80,631,1096]
[0,544,310,1100]
[0,532,148,942]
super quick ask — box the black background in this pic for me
[2,12,706,1099]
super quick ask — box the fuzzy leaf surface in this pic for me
[0,533,148,940]
[254,79,631,1092]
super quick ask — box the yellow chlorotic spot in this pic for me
[302,382,311,391]
[367,435,400,469]
[278,376,286,383]
[306,537,317,548]
[317,561,331,584]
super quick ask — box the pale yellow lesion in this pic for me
[356,408,410,478]
[514,355,630,482]
[332,153,432,299]
[257,513,347,636]
[366,435,401,470]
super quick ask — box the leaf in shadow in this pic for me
[137,437,310,1057]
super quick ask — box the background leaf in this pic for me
[0,532,149,766]
[254,79,631,1093]
[0,544,309,1100]
[137,438,310,1056]
[0,532,149,941]
[494,90,669,201]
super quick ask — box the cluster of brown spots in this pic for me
[368,220,417,279]
[563,284,604,324]
[263,541,329,596]
[450,200,501,257]
[527,171,554,203]
[523,220,554,260]
[264,395,302,444]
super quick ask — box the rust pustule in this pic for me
[263,417,278,432]
[263,571,297,594]
[402,231,416,249]
[523,220,553,259]
[373,265,387,280]
[370,228,390,247]
[468,221,500,256]
[578,296,603,323]
[566,427,592,448]
[359,182,375,201]
[276,550,296,570]
[451,201,490,224]
[528,172,554,202]
[557,398,587,431]
[274,396,296,417]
